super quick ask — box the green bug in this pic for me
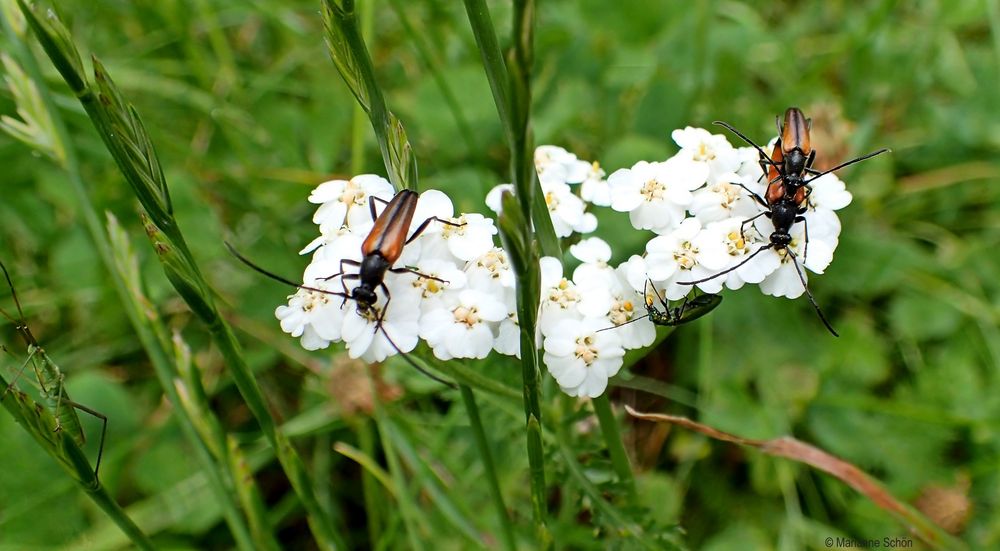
[0,261,107,477]
[601,279,722,333]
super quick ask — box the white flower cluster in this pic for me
[276,175,511,365]
[277,131,851,399]
[610,128,851,302]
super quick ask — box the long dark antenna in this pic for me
[786,249,838,337]
[713,120,778,168]
[802,148,891,185]
[598,279,658,333]
[597,313,650,333]
[0,260,26,323]
[0,260,39,349]
[678,244,774,285]
[225,242,350,300]
[378,326,455,388]
[225,243,454,386]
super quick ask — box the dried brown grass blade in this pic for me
[625,406,967,551]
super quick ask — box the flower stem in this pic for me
[464,0,551,544]
[459,384,517,551]
[462,0,560,258]
[323,0,417,191]
[592,394,637,501]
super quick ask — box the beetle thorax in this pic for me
[784,148,808,177]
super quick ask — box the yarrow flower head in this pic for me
[275,125,859,399]
[543,317,625,398]
[608,158,707,234]
[309,174,394,234]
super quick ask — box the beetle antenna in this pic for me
[226,242,455,387]
[377,324,456,388]
[802,148,890,184]
[786,249,838,337]
[713,121,778,167]
[225,242,351,300]
[597,313,650,333]
[678,244,773,285]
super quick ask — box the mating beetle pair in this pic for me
[677,107,889,336]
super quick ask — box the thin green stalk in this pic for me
[0,376,155,550]
[0,9,256,550]
[417,349,521,401]
[592,395,637,501]
[461,0,511,143]
[698,314,713,405]
[315,431,333,522]
[465,0,551,544]
[461,0,560,258]
[174,333,278,550]
[209,320,346,550]
[357,419,383,546]
[81,475,156,550]
[349,0,373,175]
[323,0,417,191]
[368,371,424,551]
[385,418,482,545]
[14,3,344,548]
[459,385,517,551]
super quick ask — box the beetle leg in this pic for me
[802,185,815,205]
[368,195,391,221]
[390,266,448,284]
[648,279,670,311]
[739,210,767,241]
[405,216,465,245]
[734,182,768,209]
[377,282,392,327]
[320,258,361,282]
[674,295,692,324]
[787,249,838,337]
[796,215,810,265]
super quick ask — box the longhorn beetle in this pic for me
[680,108,890,336]
[229,189,463,386]
[0,261,108,477]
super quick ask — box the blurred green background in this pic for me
[1,0,997,549]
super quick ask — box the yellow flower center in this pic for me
[413,275,444,298]
[694,142,716,162]
[340,181,365,206]
[674,241,698,270]
[640,178,665,201]
[575,335,598,365]
[476,250,509,279]
[726,230,747,255]
[609,298,636,326]
[441,215,466,238]
[548,279,579,308]
[453,305,481,327]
